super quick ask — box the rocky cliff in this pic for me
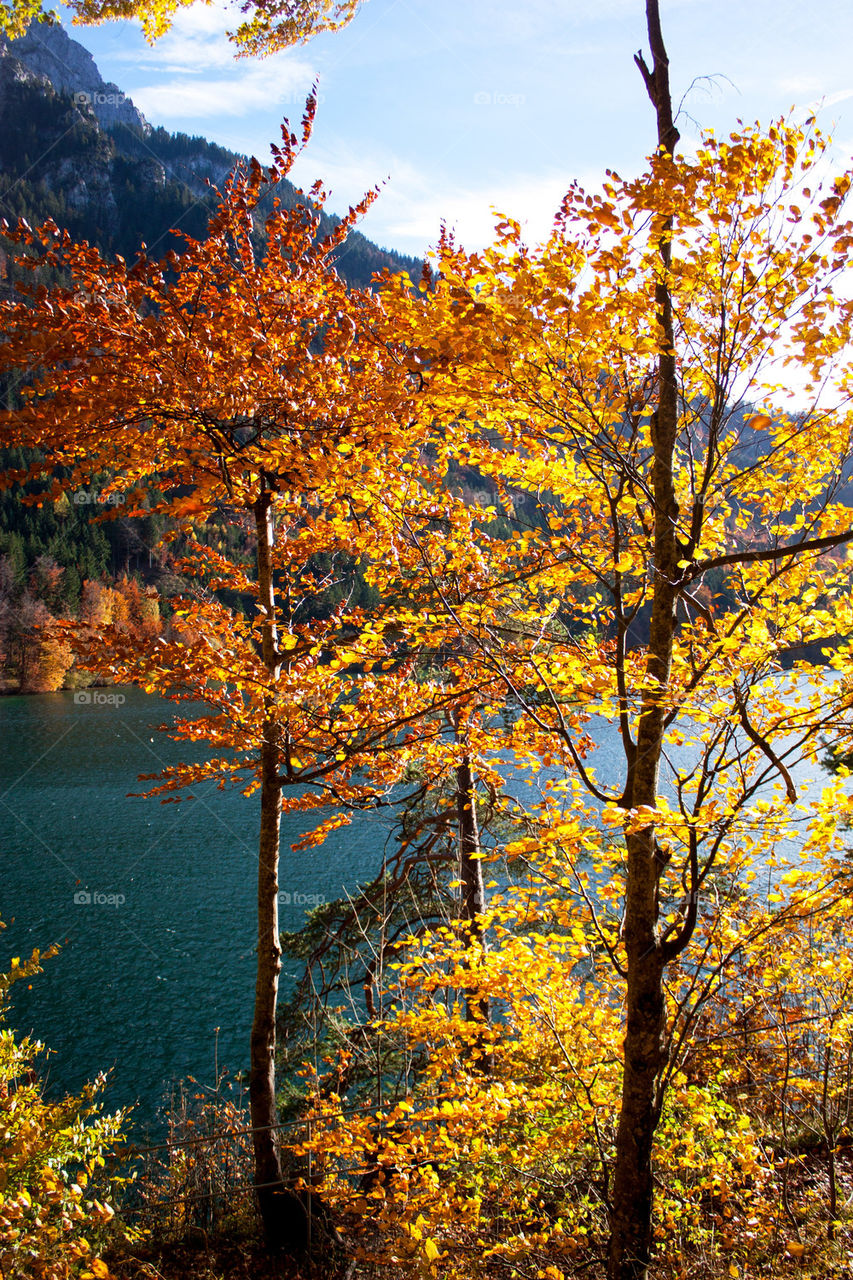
[2,19,149,131]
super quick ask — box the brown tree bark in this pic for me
[250,484,310,1251]
[607,4,680,1277]
[455,753,490,1042]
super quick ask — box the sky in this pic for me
[59,0,853,259]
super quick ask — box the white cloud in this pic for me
[381,173,574,252]
[777,75,823,96]
[107,2,239,70]
[109,0,319,123]
[806,88,853,113]
[132,59,318,120]
[289,143,605,255]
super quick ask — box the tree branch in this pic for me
[733,683,798,804]
[686,528,853,581]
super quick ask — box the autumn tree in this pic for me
[699,897,853,1249]
[0,0,360,55]
[5,8,853,1276]
[224,0,361,58]
[0,98,511,1250]
[0,927,126,1279]
[20,624,73,691]
[335,16,853,1278]
[7,590,74,691]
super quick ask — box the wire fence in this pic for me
[112,1089,433,1235]
[108,999,838,1241]
[112,1082,283,1234]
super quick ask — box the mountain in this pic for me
[3,20,149,131]
[0,20,422,288]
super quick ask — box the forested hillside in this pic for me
[0,22,420,286]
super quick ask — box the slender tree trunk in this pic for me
[250,485,309,1252]
[822,1047,838,1240]
[456,753,490,1042]
[828,1138,838,1240]
[607,4,680,1277]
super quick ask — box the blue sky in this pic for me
[65,0,853,259]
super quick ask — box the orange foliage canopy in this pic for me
[0,0,361,54]
[0,97,503,821]
[6,100,853,1271]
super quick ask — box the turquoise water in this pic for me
[0,682,837,1131]
[0,687,398,1129]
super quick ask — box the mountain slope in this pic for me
[3,19,149,130]
[0,21,422,287]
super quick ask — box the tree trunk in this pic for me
[608,4,680,1277]
[250,486,309,1252]
[456,754,490,1044]
[607,828,669,1278]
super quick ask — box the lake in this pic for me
[0,681,837,1132]
[0,687,400,1131]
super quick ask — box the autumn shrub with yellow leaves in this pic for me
[0,936,126,1280]
[279,759,853,1279]
[684,901,853,1265]
[290,857,780,1279]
